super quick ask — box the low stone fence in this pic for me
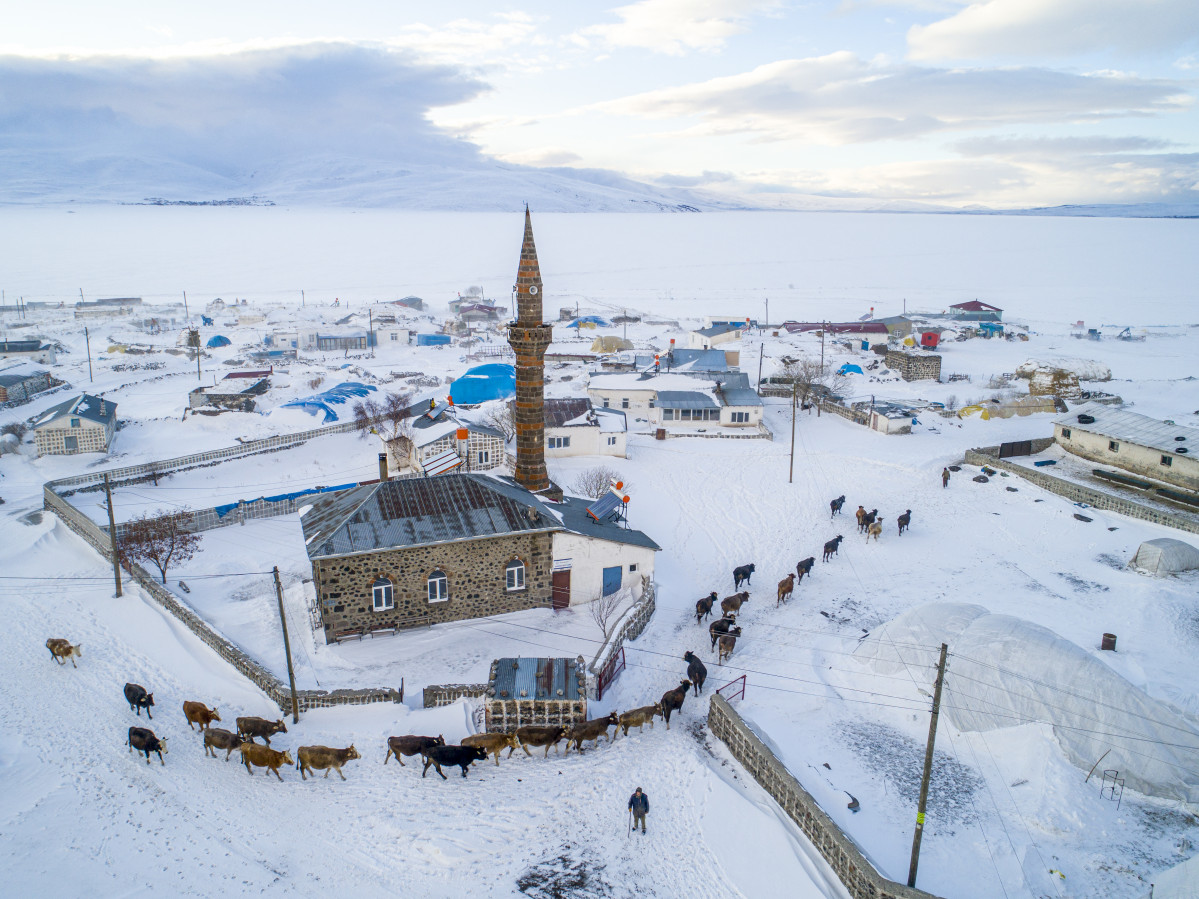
[708,695,941,899]
[587,577,656,698]
[820,400,869,426]
[423,683,489,708]
[43,485,403,715]
[964,446,1199,536]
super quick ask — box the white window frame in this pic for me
[428,571,449,603]
[372,577,394,611]
[730,411,749,423]
[478,450,490,465]
[505,559,526,592]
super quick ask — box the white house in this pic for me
[385,401,506,475]
[0,339,56,365]
[587,370,763,432]
[540,397,627,458]
[1054,403,1199,493]
[551,492,659,606]
[687,323,743,350]
[33,393,117,455]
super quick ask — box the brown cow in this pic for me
[384,734,445,767]
[660,680,691,729]
[240,742,294,781]
[565,713,620,754]
[236,716,287,746]
[182,701,221,732]
[297,745,361,781]
[618,704,662,737]
[203,728,246,760]
[462,732,519,766]
[718,633,738,664]
[854,505,866,530]
[721,592,749,616]
[514,725,567,758]
[777,574,795,607]
[46,638,82,668]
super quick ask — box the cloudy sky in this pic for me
[2,0,1198,208]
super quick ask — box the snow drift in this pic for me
[1016,357,1112,381]
[854,603,1199,803]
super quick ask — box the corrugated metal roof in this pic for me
[541,397,593,428]
[301,473,562,559]
[1056,403,1199,456]
[490,657,587,701]
[720,387,763,407]
[695,323,741,337]
[558,496,661,551]
[656,391,719,409]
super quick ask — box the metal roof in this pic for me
[0,340,49,353]
[301,473,562,560]
[695,323,742,338]
[490,657,587,701]
[33,393,117,428]
[950,300,1003,312]
[1055,403,1199,456]
[0,370,46,387]
[541,397,593,428]
[422,448,464,476]
[720,387,763,407]
[557,496,661,551]
[656,391,719,409]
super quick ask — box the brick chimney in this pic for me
[507,207,558,497]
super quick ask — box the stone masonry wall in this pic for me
[314,531,555,639]
[965,446,1199,535]
[708,695,942,899]
[885,350,942,382]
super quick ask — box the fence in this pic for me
[587,577,656,699]
[43,483,403,715]
[423,683,489,708]
[965,443,1199,536]
[716,674,746,701]
[708,694,942,899]
[595,647,626,701]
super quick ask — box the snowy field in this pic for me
[2,209,1198,898]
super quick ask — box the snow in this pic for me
[1016,356,1112,381]
[2,208,1199,898]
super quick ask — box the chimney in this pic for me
[506,207,556,496]
[378,453,390,481]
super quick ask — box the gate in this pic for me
[998,440,1034,459]
[595,647,625,701]
[716,675,746,702]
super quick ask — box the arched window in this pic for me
[505,559,526,592]
[427,570,449,603]
[372,577,394,611]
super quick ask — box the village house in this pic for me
[188,369,272,412]
[586,370,763,431]
[0,365,54,404]
[33,393,117,455]
[885,347,943,382]
[1054,403,1199,494]
[949,300,1003,321]
[687,322,743,350]
[535,397,627,459]
[385,399,506,475]
[0,339,56,365]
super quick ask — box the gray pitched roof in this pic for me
[1056,403,1198,456]
[556,496,661,551]
[540,397,593,427]
[695,324,741,337]
[33,393,117,428]
[656,391,719,409]
[301,473,561,560]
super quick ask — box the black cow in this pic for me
[858,509,878,534]
[796,557,815,582]
[822,536,844,562]
[733,563,755,589]
[124,683,155,719]
[660,680,691,729]
[683,651,707,695]
[127,726,167,765]
[830,495,846,517]
[709,616,740,650]
[898,510,912,535]
[695,592,717,624]
[236,716,288,746]
[422,745,488,779]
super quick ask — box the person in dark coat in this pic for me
[628,787,649,834]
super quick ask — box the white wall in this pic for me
[551,532,656,606]
[1056,424,1199,491]
[545,425,626,458]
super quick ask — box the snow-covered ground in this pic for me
[2,209,1198,898]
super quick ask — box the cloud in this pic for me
[594,52,1192,144]
[954,135,1177,157]
[582,0,782,55]
[500,147,584,166]
[908,0,1199,61]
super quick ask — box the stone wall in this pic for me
[885,350,942,382]
[820,400,870,426]
[313,531,555,640]
[965,446,1199,535]
[708,694,942,899]
[423,683,489,708]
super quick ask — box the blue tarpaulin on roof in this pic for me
[214,482,358,518]
[281,382,376,422]
[838,363,864,375]
[566,316,610,329]
[449,363,516,405]
[206,335,231,348]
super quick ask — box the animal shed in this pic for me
[485,657,588,732]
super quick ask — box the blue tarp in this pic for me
[214,482,358,518]
[281,382,377,422]
[206,335,231,348]
[449,363,516,405]
[417,333,452,346]
[838,363,864,375]
[200,315,214,326]
[566,316,611,329]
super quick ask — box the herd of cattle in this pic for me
[45,638,699,782]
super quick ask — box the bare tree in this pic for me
[119,509,201,584]
[352,389,415,441]
[589,589,623,638]
[571,466,632,500]
[777,356,827,406]
[483,399,516,442]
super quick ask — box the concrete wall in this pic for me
[1055,424,1199,493]
[544,424,627,458]
[313,531,555,640]
[589,386,656,416]
[965,445,1199,536]
[551,533,655,606]
[708,694,942,899]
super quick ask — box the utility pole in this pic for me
[183,290,188,319]
[273,566,300,724]
[908,642,949,889]
[818,322,826,417]
[104,474,123,597]
[757,343,764,392]
[79,287,85,304]
[85,327,93,383]
[369,308,374,353]
[623,308,627,342]
[789,382,797,483]
[765,297,769,331]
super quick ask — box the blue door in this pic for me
[602,566,622,596]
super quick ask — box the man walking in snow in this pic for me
[628,787,649,834]
[942,467,950,488]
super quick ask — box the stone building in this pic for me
[884,348,942,382]
[0,366,52,404]
[484,656,588,732]
[33,393,117,455]
[1054,403,1199,493]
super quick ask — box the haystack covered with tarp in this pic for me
[853,603,1199,803]
[591,335,633,353]
[206,335,231,348]
[1129,538,1199,576]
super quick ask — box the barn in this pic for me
[484,656,588,732]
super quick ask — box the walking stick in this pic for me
[628,809,632,838]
